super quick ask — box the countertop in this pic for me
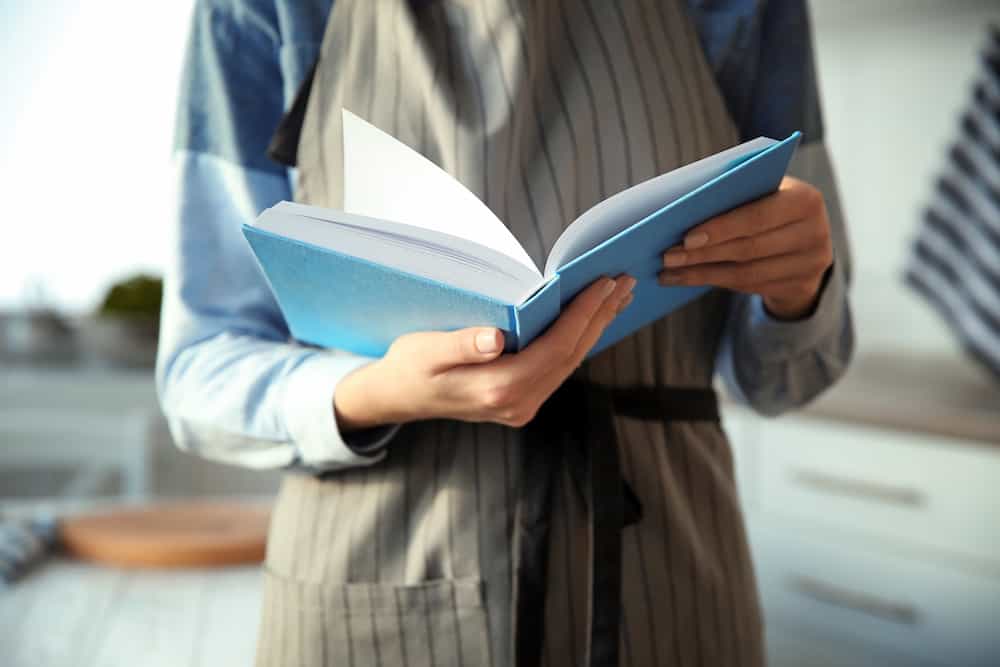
[1,497,270,666]
[792,350,1000,446]
[0,558,262,667]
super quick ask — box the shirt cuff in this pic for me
[280,351,399,471]
[742,260,847,363]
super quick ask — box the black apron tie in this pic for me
[518,378,719,667]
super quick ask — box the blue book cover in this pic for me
[243,130,800,359]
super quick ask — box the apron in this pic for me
[257,1,764,665]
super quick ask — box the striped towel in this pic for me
[905,25,1000,379]
[0,515,58,588]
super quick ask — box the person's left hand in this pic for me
[659,176,834,320]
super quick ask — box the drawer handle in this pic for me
[788,575,921,626]
[791,469,925,508]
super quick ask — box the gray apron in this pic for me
[256,1,764,665]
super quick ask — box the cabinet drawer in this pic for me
[756,416,1000,564]
[749,520,1000,667]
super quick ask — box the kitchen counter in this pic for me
[798,351,1000,445]
[0,557,262,667]
[1,496,270,667]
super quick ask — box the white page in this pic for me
[254,202,542,304]
[341,109,541,277]
[543,137,777,276]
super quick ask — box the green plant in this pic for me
[97,274,163,319]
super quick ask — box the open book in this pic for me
[244,110,800,357]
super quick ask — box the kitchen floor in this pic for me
[3,558,856,667]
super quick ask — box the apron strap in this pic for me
[266,58,319,168]
[519,378,719,667]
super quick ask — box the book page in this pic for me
[342,109,541,277]
[544,137,778,276]
[254,203,543,304]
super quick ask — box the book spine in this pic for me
[513,276,562,350]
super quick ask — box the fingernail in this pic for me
[476,329,500,353]
[659,272,682,285]
[616,293,634,313]
[622,275,638,292]
[663,250,686,268]
[685,232,708,249]
[602,278,618,297]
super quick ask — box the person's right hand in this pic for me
[334,274,636,431]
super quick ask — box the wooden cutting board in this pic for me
[59,500,271,568]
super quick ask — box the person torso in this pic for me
[256,4,767,666]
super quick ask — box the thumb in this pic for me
[413,327,505,372]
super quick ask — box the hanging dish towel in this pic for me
[905,25,1000,379]
[0,514,58,588]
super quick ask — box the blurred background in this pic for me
[2,0,999,665]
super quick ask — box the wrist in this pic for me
[763,281,823,320]
[333,359,400,432]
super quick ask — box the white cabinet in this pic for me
[750,518,1000,666]
[1,367,159,500]
[757,417,1000,566]
[726,405,1000,667]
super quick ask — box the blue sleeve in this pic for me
[156,0,398,472]
[690,0,856,414]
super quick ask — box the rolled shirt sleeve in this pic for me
[156,0,397,473]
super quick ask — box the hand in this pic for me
[659,176,834,320]
[334,274,637,431]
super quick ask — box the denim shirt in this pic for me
[157,0,853,471]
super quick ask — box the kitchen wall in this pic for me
[810,0,999,358]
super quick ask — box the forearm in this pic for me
[157,311,395,471]
[333,357,403,432]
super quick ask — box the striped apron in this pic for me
[256,1,765,665]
